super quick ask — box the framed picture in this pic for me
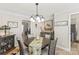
[43,20,53,32]
[7,21,18,28]
[55,21,68,26]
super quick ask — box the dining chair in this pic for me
[22,32,34,47]
[17,40,24,55]
[48,38,58,55]
[50,32,54,40]
[22,31,28,47]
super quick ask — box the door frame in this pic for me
[69,12,79,51]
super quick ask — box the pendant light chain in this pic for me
[36,3,38,16]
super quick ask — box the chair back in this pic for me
[17,40,24,55]
[48,38,58,55]
[22,32,28,46]
[22,32,28,41]
[50,32,54,40]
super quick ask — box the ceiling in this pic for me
[0,3,79,19]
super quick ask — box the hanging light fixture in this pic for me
[30,3,44,22]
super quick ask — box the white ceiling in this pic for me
[0,3,79,19]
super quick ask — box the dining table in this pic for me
[28,37,50,55]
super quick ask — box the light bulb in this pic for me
[36,16,41,22]
[36,16,40,21]
[30,17,35,22]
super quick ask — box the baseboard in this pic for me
[56,45,70,52]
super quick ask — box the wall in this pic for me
[71,15,76,24]
[54,12,71,51]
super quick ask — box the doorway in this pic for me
[71,13,79,52]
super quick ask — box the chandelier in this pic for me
[30,3,44,22]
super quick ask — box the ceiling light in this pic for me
[30,3,45,22]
